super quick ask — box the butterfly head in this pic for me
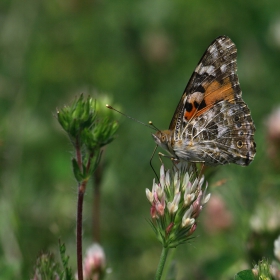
[152,130,175,156]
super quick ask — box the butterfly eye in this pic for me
[161,135,166,142]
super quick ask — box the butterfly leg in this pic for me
[198,163,205,180]
[158,152,176,164]
[188,162,205,181]
[158,152,180,167]
[190,162,199,178]
[150,145,160,181]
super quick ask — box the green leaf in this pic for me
[59,240,74,280]
[234,270,255,280]
[72,158,83,183]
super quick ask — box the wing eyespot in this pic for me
[234,115,240,122]
[237,140,243,148]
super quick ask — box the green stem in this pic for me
[155,247,169,280]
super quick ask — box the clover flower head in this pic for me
[79,243,106,280]
[146,163,210,248]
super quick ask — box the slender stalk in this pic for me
[75,137,84,280]
[77,181,87,280]
[161,248,175,280]
[155,247,169,280]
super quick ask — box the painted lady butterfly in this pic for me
[153,36,256,166]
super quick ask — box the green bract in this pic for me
[81,117,118,151]
[57,94,97,139]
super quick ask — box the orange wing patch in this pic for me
[184,104,197,120]
[184,91,204,121]
[184,77,236,121]
[203,77,235,105]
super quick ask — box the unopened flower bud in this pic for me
[187,223,197,236]
[151,204,157,219]
[155,197,165,216]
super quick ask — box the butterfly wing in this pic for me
[170,35,256,165]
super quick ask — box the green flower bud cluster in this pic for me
[57,94,119,183]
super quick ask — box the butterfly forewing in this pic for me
[163,35,256,166]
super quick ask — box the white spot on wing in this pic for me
[220,64,227,73]
[196,64,215,76]
[188,91,204,102]
[209,45,218,54]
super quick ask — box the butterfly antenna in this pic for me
[150,145,159,182]
[148,121,161,133]
[106,104,157,130]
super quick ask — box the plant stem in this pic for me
[77,181,86,280]
[155,247,169,280]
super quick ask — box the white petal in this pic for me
[145,188,153,203]
[182,172,190,191]
[160,165,165,187]
[165,170,170,188]
[203,193,211,204]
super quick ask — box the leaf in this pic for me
[234,269,255,280]
[59,240,74,280]
[72,158,83,183]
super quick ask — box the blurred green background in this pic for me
[1,0,280,279]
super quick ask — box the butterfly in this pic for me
[152,35,256,166]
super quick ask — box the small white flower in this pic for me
[156,184,164,200]
[145,188,153,203]
[160,165,165,187]
[165,169,170,188]
[184,192,195,207]
[152,179,157,193]
[182,172,190,191]
[202,182,211,204]
[167,192,181,214]
[203,193,211,205]
[190,178,199,193]
[174,171,179,190]
[174,172,180,194]
[182,217,195,228]
[182,206,195,227]
[198,175,205,189]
